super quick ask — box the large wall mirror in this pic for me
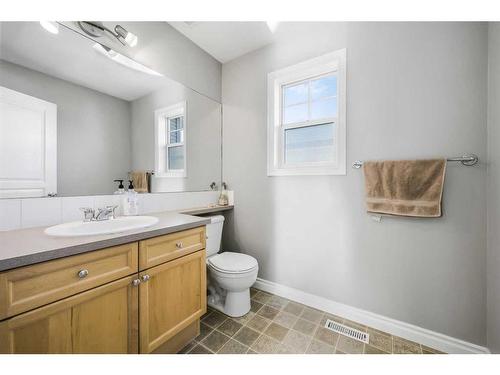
[0,22,222,198]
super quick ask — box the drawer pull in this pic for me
[77,269,89,279]
[141,274,151,282]
[132,279,141,287]
[175,242,183,248]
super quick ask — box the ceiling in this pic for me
[169,22,275,63]
[0,22,169,101]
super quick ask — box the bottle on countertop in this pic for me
[113,179,125,195]
[218,182,229,206]
[123,180,139,216]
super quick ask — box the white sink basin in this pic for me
[44,216,159,237]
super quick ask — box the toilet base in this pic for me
[207,288,251,318]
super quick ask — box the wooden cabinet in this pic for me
[0,226,207,354]
[138,249,206,353]
[0,276,138,354]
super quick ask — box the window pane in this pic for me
[310,75,337,100]
[283,83,307,106]
[311,97,337,120]
[168,146,184,170]
[169,129,183,144]
[169,116,183,131]
[283,103,308,124]
[285,123,335,164]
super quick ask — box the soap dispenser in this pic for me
[113,179,125,195]
[218,182,229,206]
[123,180,139,216]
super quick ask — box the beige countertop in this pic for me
[0,211,211,272]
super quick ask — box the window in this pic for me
[267,49,346,176]
[154,102,187,177]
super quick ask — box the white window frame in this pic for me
[154,101,187,178]
[267,49,346,176]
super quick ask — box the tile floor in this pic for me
[180,288,445,354]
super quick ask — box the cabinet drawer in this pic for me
[139,226,206,270]
[0,242,138,320]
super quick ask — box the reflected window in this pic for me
[154,102,187,177]
[166,116,185,170]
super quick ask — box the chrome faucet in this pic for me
[95,205,118,221]
[79,205,118,222]
[80,207,95,222]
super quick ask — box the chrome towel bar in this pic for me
[352,154,479,169]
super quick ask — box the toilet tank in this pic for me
[205,215,225,257]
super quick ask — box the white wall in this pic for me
[222,22,488,345]
[0,60,132,196]
[487,22,500,353]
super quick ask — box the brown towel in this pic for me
[363,159,447,217]
[129,171,149,193]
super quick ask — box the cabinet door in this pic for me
[139,250,206,353]
[0,276,139,354]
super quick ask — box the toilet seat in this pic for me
[207,252,258,274]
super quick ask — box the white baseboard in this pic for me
[254,278,490,354]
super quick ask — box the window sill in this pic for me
[267,166,346,176]
[154,173,187,178]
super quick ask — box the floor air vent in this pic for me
[324,319,370,344]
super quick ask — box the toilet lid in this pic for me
[208,252,258,273]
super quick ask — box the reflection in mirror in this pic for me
[0,22,222,198]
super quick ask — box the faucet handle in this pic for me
[79,207,95,222]
[106,205,119,219]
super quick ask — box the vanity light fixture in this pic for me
[39,21,59,34]
[92,43,162,76]
[78,21,138,48]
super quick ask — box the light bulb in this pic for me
[40,21,59,34]
[114,25,138,47]
[266,21,279,33]
[92,43,162,76]
[124,32,138,47]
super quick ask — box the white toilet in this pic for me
[205,215,258,317]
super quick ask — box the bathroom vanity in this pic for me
[0,21,227,354]
[0,212,210,354]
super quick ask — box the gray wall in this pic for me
[0,60,131,196]
[130,82,222,192]
[221,22,488,345]
[123,22,222,102]
[487,22,500,353]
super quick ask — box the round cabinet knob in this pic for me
[141,274,150,282]
[77,269,89,279]
[132,279,141,287]
[176,242,183,249]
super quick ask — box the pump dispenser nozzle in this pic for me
[114,179,124,189]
